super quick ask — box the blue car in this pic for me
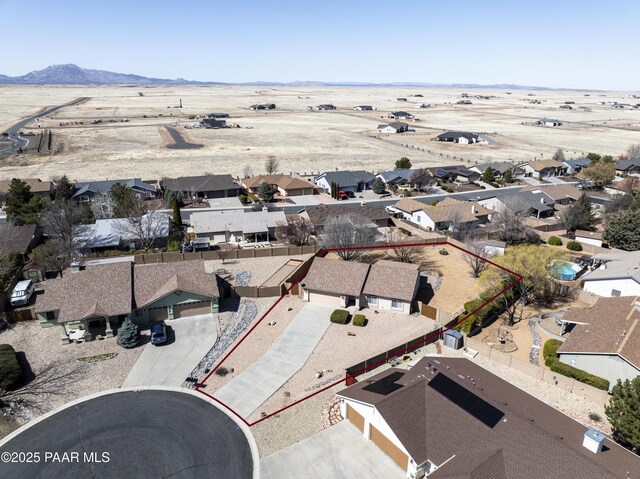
[150,322,167,345]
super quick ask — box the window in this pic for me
[611,289,621,297]
[367,295,378,305]
[46,311,56,321]
[391,299,403,309]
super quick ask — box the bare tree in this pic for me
[321,214,376,261]
[275,218,313,246]
[91,193,115,219]
[461,243,495,278]
[242,164,254,178]
[113,204,170,252]
[626,143,640,162]
[446,207,475,241]
[264,155,280,175]
[409,168,435,191]
[490,195,531,244]
[384,229,420,263]
[30,240,69,277]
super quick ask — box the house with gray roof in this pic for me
[162,174,241,200]
[189,209,286,245]
[436,131,482,144]
[387,111,414,119]
[376,169,424,187]
[302,203,390,234]
[377,122,409,133]
[72,178,156,202]
[337,356,639,478]
[563,158,592,175]
[614,158,640,176]
[582,250,640,297]
[315,170,376,194]
[470,162,523,179]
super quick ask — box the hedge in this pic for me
[352,314,367,327]
[549,360,610,391]
[567,241,583,251]
[330,309,350,325]
[543,339,562,360]
[548,236,563,246]
[0,344,24,391]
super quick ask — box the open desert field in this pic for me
[1,85,639,181]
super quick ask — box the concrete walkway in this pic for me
[261,421,404,479]
[214,303,333,418]
[123,314,217,387]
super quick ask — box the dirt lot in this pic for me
[1,85,639,181]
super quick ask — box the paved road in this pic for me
[0,97,87,154]
[122,314,217,387]
[0,389,254,479]
[261,421,404,479]
[214,303,333,418]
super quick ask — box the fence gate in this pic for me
[421,303,438,320]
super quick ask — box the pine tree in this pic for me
[481,167,495,184]
[116,318,139,348]
[171,198,182,228]
[55,175,74,200]
[372,177,386,194]
[5,178,44,225]
[604,208,640,251]
[605,377,640,452]
[395,157,412,169]
[503,169,513,183]
[258,182,273,201]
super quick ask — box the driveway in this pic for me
[214,303,333,418]
[261,421,404,479]
[122,314,217,387]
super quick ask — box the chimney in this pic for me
[262,206,268,212]
[471,204,477,214]
[583,428,605,454]
[540,197,545,204]
[70,261,81,273]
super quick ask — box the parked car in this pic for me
[150,322,167,345]
[10,280,35,307]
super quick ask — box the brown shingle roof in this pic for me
[394,198,427,213]
[338,357,637,478]
[305,204,389,229]
[35,262,132,323]
[133,260,220,308]
[525,160,565,171]
[0,224,39,255]
[558,296,640,368]
[0,178,52,194]
[303,257,370,297]
[362,260,419,301]
[394,198,493,224]
[241,174,312,191]
[575,229,603,240]
[521,183,581,201]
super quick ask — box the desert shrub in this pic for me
[549,360,610,391]
[166,240,180,252]
[330,309,350,325]
[588,412,602,422]
[239,193,248,204]
[545,355,558,367]
[567,241,583,251]
[0,344,24,391]
[543,339,562,360]
[352,314,367,327]
[116,318,139,348]
[548,236,563,246]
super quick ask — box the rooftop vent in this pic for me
[583,428,605,453]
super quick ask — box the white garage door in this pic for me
[309,292,342,307]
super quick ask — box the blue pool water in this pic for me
[554,261,581,281]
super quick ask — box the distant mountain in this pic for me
[0,64,220,85]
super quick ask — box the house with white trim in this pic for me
[582,250,640,297]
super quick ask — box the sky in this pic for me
[1,0,638,90]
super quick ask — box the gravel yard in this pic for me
[204,254,312,287]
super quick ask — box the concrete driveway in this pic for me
[122,314,217,387]
[261,421,404,479]
[214,303,333,418]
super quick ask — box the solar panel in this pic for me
[428,373,504,428]
[363,371,405,395]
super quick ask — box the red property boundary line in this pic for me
[195,241,523,427]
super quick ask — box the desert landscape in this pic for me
[1,84,639,181]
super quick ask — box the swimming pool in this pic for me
[552,260,582,281]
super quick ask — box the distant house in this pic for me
[426,164,481,183]
[614,158,640,177]
[315,170,376,194]
[470,162,522,179]
[537,118,562,127]
[387,111,414,120]
[456,99,472,104]
[396,97,408,102]
[435,131,480,144]
[0,178,53,199]
[354,105,375,111]
[415,103,431,108]
[557,296,640,389]
[376,169,425,187]
[206,113,229,118]
[575,230,604,248]
[162,175,241,200]
[240,174,315,197]
[563,158,592,175]
[189,209,286,244]
[476,189,555,219]
[521,184,581,206]
[394,197,493,231]
[303,203,390,234]
[301,257,419,313]
[35,260,220,343]
[521,160,567,178]
[201,118,227,129]
[0,224,42,261]
[582,250,640,297]
[559,104,572,109]
[311,104,336,111]
[377,122,409,133]
[72,178,156,202]
[249,103,276,110]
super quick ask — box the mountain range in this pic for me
[0,64,568,90]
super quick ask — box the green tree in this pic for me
[171,198,182,228]
[54,175,74,200]
[580,161,615,188]
[395,157,412,169]
[605,376,640,453]
[5,179,45,225]
[111,183,140,218]
[116,318,139,348]
[604,208,640,251]
[558,193,595,232]
[586,152,602,163]
[552,148,565,162]
[502,169,513,183]
[481,167,495,184]
[258,182,273,201]
[372,177,386,194]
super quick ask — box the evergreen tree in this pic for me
[54,175,74,200]
[502,169,513,183]
[481,167,495,184]
[258,182,273,201]
[558,193,595,232]
[5,178,44,225]
[395,157,412,169]
[604,208,640,251]
[171,198,182,228]
[605,376,640,452]
[372,177,386,194]
[116,318,139,348]
[111,183,140,218]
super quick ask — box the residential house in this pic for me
[74,213,171,254]
[387,111,414,120]
[315,170,376,194]
[311,104,336,111]
[470,162,522,179]
[537,118,562,127]
[240,174,315,197]
[394,197,493,232]
[0,178,53,200]
[201,118,227,129]
[0,224,42,261]
[35,260,220,343]
[614,158,640,177]
[575,230,604,248]
[301,257,419,313]
[72,178,156,202]
[206,113,229,118]
[415,103,431,108]
[189,209,286,244]
[249,103,276,110]
[354,105,375,111]
[522,183,582,207]
[337,356,638,478]
[563,158,592,175]
[557,296,640,389]
[521,160,567,178]
[162,174,241,200]
[435,131,481,144]
[582,250,640,297]
[377,122,409,133]
[302,203,390,234]
[376,169,427,188]
[426,165,481,183]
